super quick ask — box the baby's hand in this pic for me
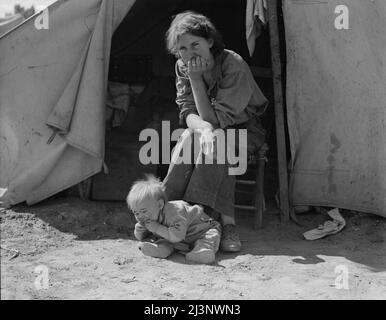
[144,220,159,233]
[137,216,150,225]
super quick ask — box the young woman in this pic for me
[163,11,268,252]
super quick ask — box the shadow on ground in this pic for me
[219,208,386,272]
[6,196,386,272]
[8,196,134,241]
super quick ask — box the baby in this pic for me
[126,174,221,264]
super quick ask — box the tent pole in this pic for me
[267,0,291,222]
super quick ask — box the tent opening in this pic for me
[89,0,287,205]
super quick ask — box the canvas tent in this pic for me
[0,0,136,207]
[283,0,386,217]
[0,0,385,218]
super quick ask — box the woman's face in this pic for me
[177,33,214,66]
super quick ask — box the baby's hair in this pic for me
[126,174,167,211]
[165,10,225,58]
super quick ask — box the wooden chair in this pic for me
[235,143,269,229]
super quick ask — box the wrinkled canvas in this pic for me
[0,0,136,207]
[284,0,386,217]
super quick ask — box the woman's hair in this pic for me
[166,11,225,58]
[126,174,167,211]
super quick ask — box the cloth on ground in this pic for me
[303,208,346,240]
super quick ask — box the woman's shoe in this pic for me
[220,224,242,252]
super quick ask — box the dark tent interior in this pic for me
[90,0,287,212]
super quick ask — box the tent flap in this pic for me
[284,0,386,217]
[0,0,136,207]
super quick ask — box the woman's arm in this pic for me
[185,113,214,130]
[189,77,219,126]
[186,56,219,127]
[175,57,219,131]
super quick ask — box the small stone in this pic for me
[121,276,137,284]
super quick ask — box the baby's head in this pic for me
[126,174,167,223]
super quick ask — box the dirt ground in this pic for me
[1,196,385,300]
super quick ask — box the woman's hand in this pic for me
[187,56,211,80]
[197,127,215,156]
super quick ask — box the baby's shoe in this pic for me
[139,242,173,258]
[186,247,215,264]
